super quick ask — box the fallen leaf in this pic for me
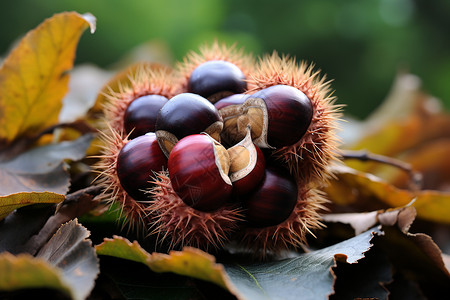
[0,134,93,196]
[96,237,231,290]
[0,252,72,295]
[324,164,450,224]
[323,205,450,298]
[331,244,392,300]
[0,204,56,254]
[387,139,450,191]
[59,64,112,124]
[323,211,379,235]
[100,255,209,300]
[36,219,99,300]
[378,226,450,298]
[96,227,382,300]
[0,191,63,221]
[224,228,381,300]
[23,185,102,255]
[0,219,99,300]
[323,204,415,235]
[341,73,450,194]
[0,12,95,145]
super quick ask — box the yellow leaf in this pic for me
[0,12,96,145]
[413,191,450,224]
[149,247,229,289]
[0,192,64,220]
[0,252,71,296]
[95,236,230,289]
[325,165,450,224]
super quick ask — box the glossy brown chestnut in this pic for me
[220,85,313,148]
[214,93,248,111]
[227,128,265,196]
[124,94,168,139]
[243,166,298,228]
[116,133,167,201]
[155,93,223,157]
[254,85,313,148]
[188,60,247,103]
[168,134,232,212]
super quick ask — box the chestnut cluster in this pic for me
[97,43,340,256]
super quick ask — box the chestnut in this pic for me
[188,60,247,103]
[123,94,168,139]
[243,166,298,228]
[227,128,265,196]
[220,85,313,148]
[214,93,248,111]
[168,134,232,212]
[116,133,167,201]
[155,93,223,157]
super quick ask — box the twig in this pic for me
[339,149,423,192]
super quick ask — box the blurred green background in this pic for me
[1,0,449,118]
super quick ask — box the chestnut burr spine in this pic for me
[94,125,152,235]
[188,60,247,102]
[247,52,342,182]
[148,171,243,250]
[102,64,177,139]
[175,41,255,95]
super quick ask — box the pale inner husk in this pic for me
[242,97,272,149]
[212,141,232,185]
[227,128,258,182]
[155,130,179,158]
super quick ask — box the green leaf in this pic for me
[0,134,93,196]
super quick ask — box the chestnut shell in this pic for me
[156,93,222,140]
[116,133,167,201]
[188,60,247,101]
[252,85,313,148]
[214,93,248,111]
[243,166,298,228]
[124,94,168,139]
[168,134,232,212]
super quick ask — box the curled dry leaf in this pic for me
[324,164,450,224]
[323,205,450,297]
[323,203,416,235]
